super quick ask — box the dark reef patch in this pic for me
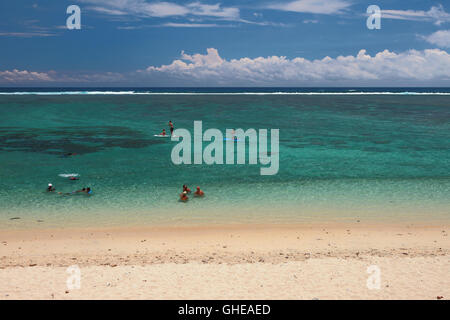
[0,126,161,155]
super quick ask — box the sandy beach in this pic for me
[0,222,448,300]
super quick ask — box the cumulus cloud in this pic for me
[0,69,126,84]
[382,5,450,25]
[4,48,450,85]
[422,30,450,48]
[143,47,450,85]
[267,0,351,15]
[0,69,53,82]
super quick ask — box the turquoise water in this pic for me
[0,92,449,228]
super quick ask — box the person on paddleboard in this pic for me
[168,121,174,136]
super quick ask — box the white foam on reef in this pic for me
[0,91,136,95]
[1,91,450,95]
[58,174,79,178]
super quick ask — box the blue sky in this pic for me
[0,0,450,86]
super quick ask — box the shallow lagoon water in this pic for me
[0,91,449,228]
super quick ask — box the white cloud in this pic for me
[422,30,450,48]
[303,19,318,24]
[187,2,239,20]
[117,25,143,30]
[63,72,126,83]
[4,48,450,85]
[80,0,239,20]
[0,69,53,82]
[0,69,126,84]
[161,23,224,27]
[267,0,351,15]
[143,47,450,85]
[87,6,128,16]
[0,32,56,37]
[382,5,450,25]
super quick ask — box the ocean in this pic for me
[0,88,449,228]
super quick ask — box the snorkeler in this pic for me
[47,183,56,192]
[194,186,204,197]
[62,152,78,158]
[75,188,86,193]
[76,187,92,194]
[168,121,174,136]
[180,191,189,202]
[182,185,191,193]
[58,187,92,196]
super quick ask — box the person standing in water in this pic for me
[168,121,174,136]
[47,183,55,192]
[183,184,191,193]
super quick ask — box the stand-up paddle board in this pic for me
[154,135,178,138]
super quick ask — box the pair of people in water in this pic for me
[47,175,80,192]
[180,185,204,202]
[58,187,92,196]
[48,181,91,196]
[159,121,174,136]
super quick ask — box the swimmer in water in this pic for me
[194,186,204,197]
[47,183,56,192]
[69,176,79,181]
[182,184,191,193]
[78,187,92,194]
[58,187,92,196]
[62,152,78,158]
[180,191,189,202]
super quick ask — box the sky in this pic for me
[0,0,450,86]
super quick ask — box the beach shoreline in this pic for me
[1,222,448,299]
